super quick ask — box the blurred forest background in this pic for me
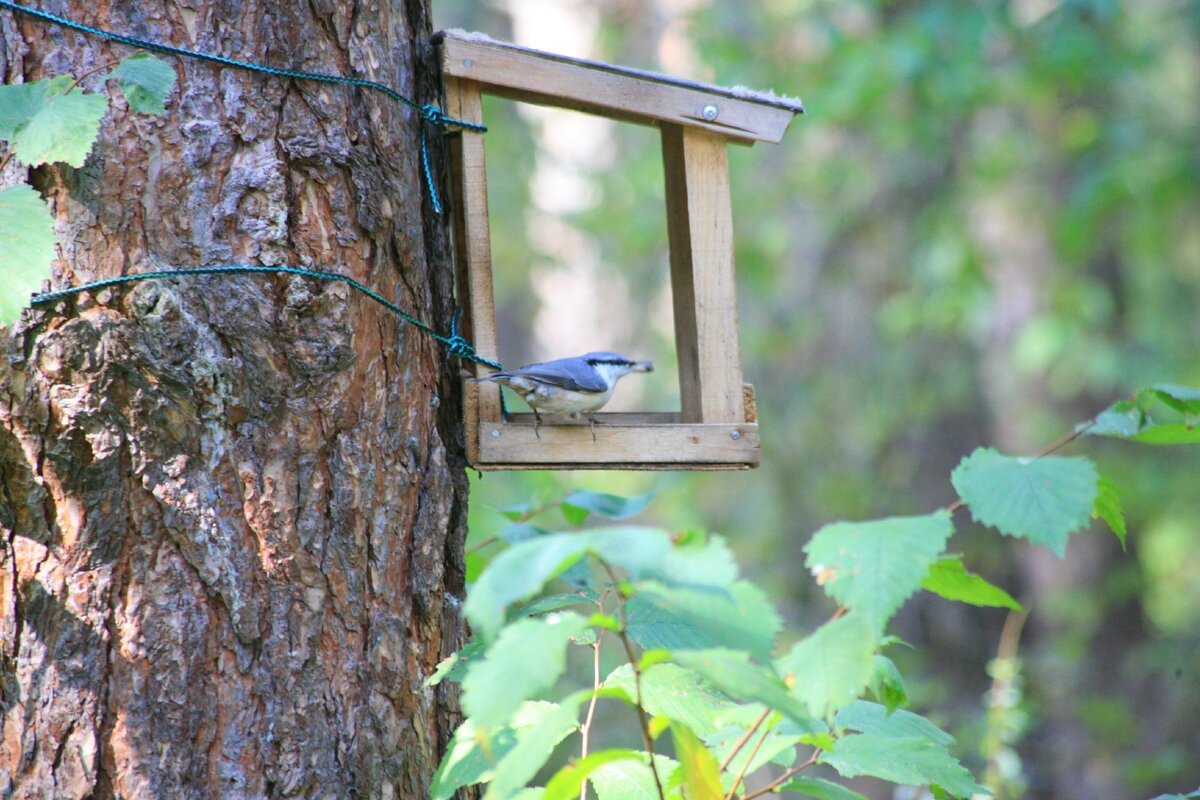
[435,1,1200,798]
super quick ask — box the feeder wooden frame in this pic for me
[437,31,802,470]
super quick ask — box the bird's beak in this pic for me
[634,360,653,373]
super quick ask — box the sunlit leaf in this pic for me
[776,776,868,800]
[822,733,985,799]
[671,649,823,734]
[591,753,679,800]
[626,580,781,658]
[951,447,1098,556]
[11,89,107,167]
[462,612,587,731]
[804,512,954,634]
[671,722,723,800]
[485,698,584,800]
[424,639,484,687]
[777,614,876,719]
[0,184,57,324]
[543,750,643,800]
[921,556,1022,611]
[604,663,734,737]
[834,701,955,748]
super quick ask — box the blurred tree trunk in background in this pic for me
[0,1,468,797]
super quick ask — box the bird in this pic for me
[472,351,653,440]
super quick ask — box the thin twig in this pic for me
[739,750,819,800]
[724,720,773,800]
[465,496,566,554]
[601,561,665,800]
[65,58,124,93]
[718,707,771,772]
[579,589,609,800]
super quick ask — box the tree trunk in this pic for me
[0,1,469,797]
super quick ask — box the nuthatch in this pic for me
[473,351,653,439]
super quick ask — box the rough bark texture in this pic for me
[0,1,470,797]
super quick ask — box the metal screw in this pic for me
[463,58,474,68]
[730,430,741,440]
[490,429,500,438]
[702,104,719,121]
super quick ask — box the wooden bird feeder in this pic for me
[436,30,802,470]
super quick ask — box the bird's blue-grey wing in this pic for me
[512,357,608,393]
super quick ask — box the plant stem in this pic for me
[579,590,609,800]
[723,720,773,800]
[601,561,665,800]
[718,707,771,772]
[66,58,124,93]
[738,750,819,800]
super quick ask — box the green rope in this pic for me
[30,267,503,370]
[0,0,485,214]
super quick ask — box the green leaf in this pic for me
[776,776,868,800]
[499,522,552,543]
[804,512,954,634]
[671,723,723,800]
[604,663,734,737]
[868,655,908,713]
[777,614,876,719]
[509,592,595,620]
[671,649,824,734]
[1088,402,1143,438]
[0,80,49,139]
[466,533,598,641]
[921,556,1022,611]
[951,447,1099,556]
[821,733,985,799]
[430,701,579,800]
[0,184,58,324]
[109,53,176,115]
[834,701,955,748]
[1092,475,1126,549]
[11,89,108,167]
[626,580,781,659]
[706,710,805,780]
[1128,423,1200,445]
[543,750,644,800]
[560,490,654,525]
[485,698,584,800]
[591,753,680,800]
[462,612,587,731]
[424,639,484,687]
[1146,384,1200,415]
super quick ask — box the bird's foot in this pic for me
[533,409,543,439]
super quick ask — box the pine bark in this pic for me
[0,1,469,797]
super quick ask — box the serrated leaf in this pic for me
[1092,475,1126,548]
[706,711,804,781]
[671,723,723,800]
[777,614,876,719]
[672,649,824,734]
[0,184,57,324]
[834,701,955,748]
[561,490,654,525]
[509,592,594,620]
[604,663,734,737]
[1088,402,1143,438]
[109,53,176,115]
[777,776,868,800]
[591,753,679,800]
[12,89,107,167]
[626,580,781,658]
[921,556,1022,611]
[1129,423,1200,445]
[485,698,584,800]
[951,447,1098,556]
[804,512,954,634]
[543,750,644,800]
[868,655,908,712]
[821,733,985,799]
[0,81,48,139]
[430,701,578,800]
[462,612,587,731]
[424,639,484,687]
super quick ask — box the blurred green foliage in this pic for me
[438,1,1200,797]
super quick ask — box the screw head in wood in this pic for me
[491,429,500,437]
[702,104,719,121]
[730,430,741,440]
